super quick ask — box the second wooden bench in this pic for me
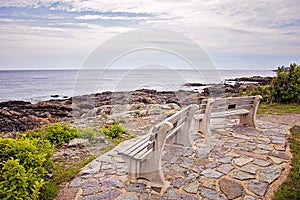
[193,95,262,137]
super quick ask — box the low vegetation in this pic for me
[258,102,300,114]
[247,63,300,104]
[0,123,83,200]
[77,127,96,142]
[0,122,134,200]
[17,123,78,146]
[100,123,135,145]
[273,126,300,200]
[0,138,54,200]
[39,156,95,200]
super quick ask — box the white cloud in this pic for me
[75,15,151,20]
[0,0,299,69]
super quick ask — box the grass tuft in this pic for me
[39,156,95,200]
[258,103,300,114]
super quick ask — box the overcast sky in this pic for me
[0,0,299,70]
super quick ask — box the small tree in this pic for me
[271,63,300,104]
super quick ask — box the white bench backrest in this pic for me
[200,96,258,113]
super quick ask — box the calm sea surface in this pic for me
[0,69,275,103]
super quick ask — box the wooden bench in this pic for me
[193,95,262,137]
[118,104,198,186]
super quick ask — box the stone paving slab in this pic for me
[55,119,292,200]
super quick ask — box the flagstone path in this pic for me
[55,119,292,200]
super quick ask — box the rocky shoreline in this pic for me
[0,76,273,136]
[0,89,205,135]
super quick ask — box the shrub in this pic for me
[101,123,129,139]
[246,63,300,104]
[0,138,54,200]
[77,127,96,142]
[0,158,30,200]
[246,85,272,103]
[18,123,78,146]
[1,123,79,199]
[271,63,300,104]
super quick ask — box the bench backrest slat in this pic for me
[166,120,185,140]
[207,96,256,113]
[152,105,190,133]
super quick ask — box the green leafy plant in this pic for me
[18,123,78,146]
[0,138,54,200]
[101,113,107,119]
[246,85,272,103]
[271,63,300,104]
[247,63,300,104]
[101,123,129,139]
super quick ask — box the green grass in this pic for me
[39,156,95,200]
[258,102,300,114]
[273,126,300,200]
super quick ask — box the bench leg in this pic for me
[139,153,165,185]
[121,155,164,185]
[121,156,139,180]
[193,117,200,135]
[199,118,211,137]
[239,95,262,128]
[239,114,255,127]
[197,99,214,138]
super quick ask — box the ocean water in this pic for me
[0,69,275,103]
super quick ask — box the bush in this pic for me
[18,123,78,146]
[246,84,272,103]
[101,123,129,139]
[77,127,96,142]
[1,123,79,199]
[246,63,300,104]
[0,138,54,200]
[271,63,300,104]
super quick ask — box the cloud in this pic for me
[0,0,299,69]
[75,14,151,21]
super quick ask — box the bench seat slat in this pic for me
[127,140,152,157]
[133,147,153,161]
[119,136,150,155]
